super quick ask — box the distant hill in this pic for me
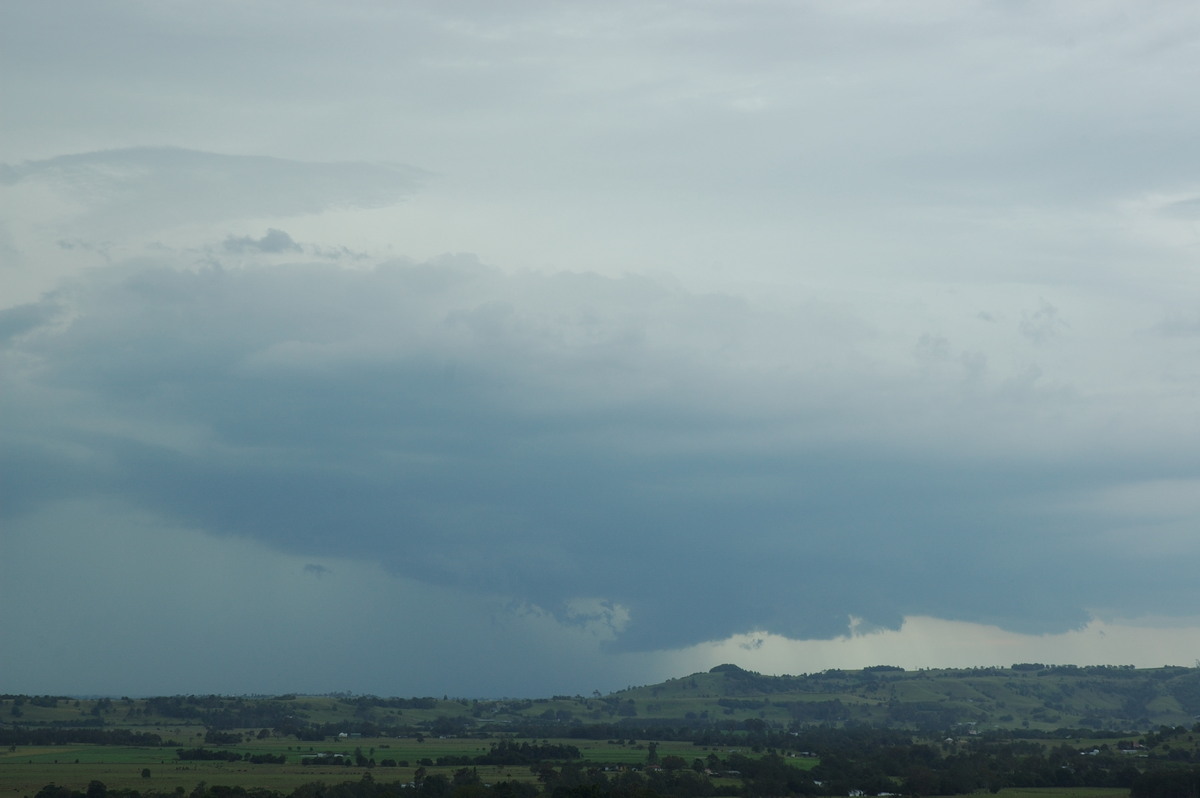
[5,663,1200,735]
[609,663,1200,731]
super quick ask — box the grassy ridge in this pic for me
[6,664,1200,733]
[608,665,1200,730]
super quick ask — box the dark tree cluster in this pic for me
[176,749,286,764]
[0,728,168,747]
[475,741,581,766]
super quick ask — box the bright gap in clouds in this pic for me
[677,619,1200,679]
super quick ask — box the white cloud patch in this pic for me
[564,598,633,639]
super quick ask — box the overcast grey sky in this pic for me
[4,1,1200,697]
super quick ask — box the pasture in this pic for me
[0,735,769,796]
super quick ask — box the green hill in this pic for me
[609,663,1200,731]
[4,663,1200,736]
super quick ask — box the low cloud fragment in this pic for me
[225,229,302,254]
[1019,299,1066,345]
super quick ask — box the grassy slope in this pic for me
[609,665,1200,730]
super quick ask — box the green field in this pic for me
[0,736,781,796]
[0,742,1133,798]
[993,790,1129,798]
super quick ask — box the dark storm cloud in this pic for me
[6,255,1196,652]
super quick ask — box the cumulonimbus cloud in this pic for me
[4,248,1197,653]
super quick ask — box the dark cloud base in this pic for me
[3,255,1192,652]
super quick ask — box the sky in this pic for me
[3,0,1200,698]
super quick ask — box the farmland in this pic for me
[7,664,1200,798]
